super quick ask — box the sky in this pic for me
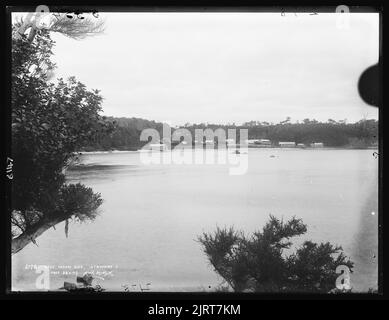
[16,12,379,126]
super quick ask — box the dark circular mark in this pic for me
[358,64,380,107]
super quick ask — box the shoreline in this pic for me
[75,146,378,155]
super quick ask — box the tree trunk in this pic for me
[27,27,37,43]
[15,13,38,43]
[12,217,65,254]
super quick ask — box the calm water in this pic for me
[12,149,378,292]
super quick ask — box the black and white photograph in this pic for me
[4,5,382,297]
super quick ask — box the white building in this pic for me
[258,139,271,145]
[247,139,260,144]
[246,139,271,145]
[226,138,236,147]
[311,142,324,148]
[279,142,296,147]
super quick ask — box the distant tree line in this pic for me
[81,117,378,151]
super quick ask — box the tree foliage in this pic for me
[11,26,111,252]
[44,13,105,40]
[198,216,354,293]
[14,12,105,43]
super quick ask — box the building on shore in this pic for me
[310,142,324,148]
[246,139,272,146]
[279,142,296,147]
[297,143,306,148]
[226,138,236,145]
[258,139,271,146]
[247,139,260,144]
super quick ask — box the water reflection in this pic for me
[12,149,378,292]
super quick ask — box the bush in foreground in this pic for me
[198,216,354,293]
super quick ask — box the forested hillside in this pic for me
[80,117,378,151]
